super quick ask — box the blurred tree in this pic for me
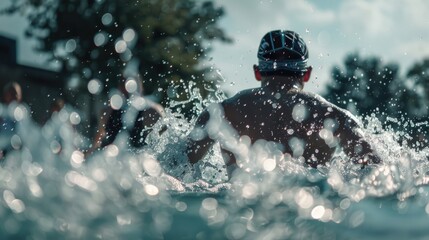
[394,59,429,149]
[324,53,429,148]
[323,53,400,120]
[399,58,429,118]
[1,0,231,116]
[395,58,429,149]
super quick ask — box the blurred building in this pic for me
[0,35,96,136]
[0,35,66,123]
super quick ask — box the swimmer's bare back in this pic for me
[220,87,380,167]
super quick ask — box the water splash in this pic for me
[0,89,429,239]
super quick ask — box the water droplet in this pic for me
[69,112,81,125]
[311,205,325,219]
[292,104,308,123]
[123,28,136,42]
[115,40,127,53]
[110,94,123,110]
[263,158,276,171]
[88,79,102,94]
[125,78,138,94]
[145,184,159,196]
[65,39,77,53]
[101,13,113,26]
[94,32,107,47]
[201,198,218,211]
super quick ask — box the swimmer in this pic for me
[186,30,380,173]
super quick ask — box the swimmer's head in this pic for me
[256,30,310,76]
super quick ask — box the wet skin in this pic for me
[187,85,380,168]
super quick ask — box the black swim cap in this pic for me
[257,30,309,73]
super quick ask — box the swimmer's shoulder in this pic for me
[298,91,362,126]
[294,91,330,104]
[295,91,344,110]
[222,87,263,105]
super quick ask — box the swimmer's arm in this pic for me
[186,110,214,164]
[138,101,165,128]
[130,107,164,148]
[337,119,381,165]
[187,137,215,164]
[86,107,111,156]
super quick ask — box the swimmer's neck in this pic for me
[261,78,304,92]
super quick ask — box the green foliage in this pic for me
[324,53,429,148]
[401,58,429,118]
[2,0,231,112]
[324,53,400,119]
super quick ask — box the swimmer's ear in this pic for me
[303,66,312,82]
[253,64,262,81]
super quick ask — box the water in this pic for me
[1,95,429,240]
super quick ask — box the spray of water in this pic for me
[0,84,429,239]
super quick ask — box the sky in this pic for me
[210,0,429,95]
[1,0,429,96]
